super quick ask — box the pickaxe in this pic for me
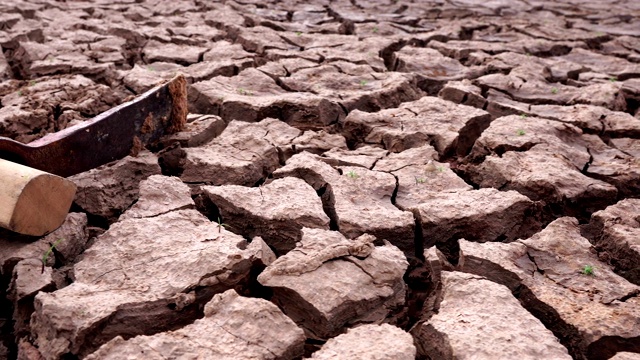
[0,75,187,236]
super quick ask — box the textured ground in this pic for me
[1,0,640,359]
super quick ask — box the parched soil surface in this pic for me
[1,0,640,359]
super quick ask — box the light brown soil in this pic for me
[1,1,639,359]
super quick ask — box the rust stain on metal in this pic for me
[141,113,155,134]
[130,136,143,157]
[167,74,188,134]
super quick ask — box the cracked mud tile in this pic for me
[202,177,330,255]
[280,61,423,114]
[85,289,304,360]
[257,228,407,339]
[161,119,298,185]
[188,68,342,130]
[70,150,162,222]
[456,217,640,360]
[392,46,486,94]
[412,271,571,360]
[341,96,491,158]
[585,199,640,285]
[30,182,274,359]
[469,149,618,215]
[311,324,415,360]
[272,152,415,254]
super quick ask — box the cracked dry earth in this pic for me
[1,0,640,360]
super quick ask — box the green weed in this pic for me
[41,238,63,273]
[582,265,595,276]
[217,217,229,233]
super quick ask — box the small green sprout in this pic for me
[237,88,252,96]
[415,176,426,184]
[29,80,37,86]
[42,238,63,273]
[608,77,617,82]
[582,265,595,276]
[517,129,526,136]
[295,31,302,36]
[372,26,379,33]
[436,165,445,172]
[216,217,229,233]
[346,170,359,179]
[520,113,528,118]
[359,80,368,86]
[17,90,23,96]
[551,87,558,94]
[147,66,156,72]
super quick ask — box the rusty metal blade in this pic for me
[0,75,187,177]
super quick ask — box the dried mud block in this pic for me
[0,51,10,80]
[189,68,342,130]
[119,175,194,220]
[463,147,617,218]
[586,199,640,285]
[438,79,486,108]
[257,58,320,79]
[0,75,125,142]
[17,338,43,360]
[558,48,640,81]
[281,35,393,72]
[233,25,300,54]
[311,324,416,360]
[9,259,55,339]
[120,62,183,94]
[413,188,537,248]
[163,119,295,185]
[342,96,491,157]
[0,212,88,277]
[413,272,571,360]
[70,150,161,220]
[142,40,208,65]
[476,73,627,111]
[468,114,639,197]
[321,145,387,168]
[290,130,347,155]
[486,92,640,137]
[281,61,423,113]
[257,228,408,339]
[611,138,640,158]
[157,114,226,149]
[202,177,330,254]
[610,353,640,360]
[467,115,591,167]
[374,145,472,210]
[31,208,271,359]
[4,40,112,79]
[85,290,304,360]
[428,38,579,60]
[272,152,415,253]
[393,46,485,94]
[457,217,640,360]
[584,135,640,197]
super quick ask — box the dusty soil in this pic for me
[1,0,640,359]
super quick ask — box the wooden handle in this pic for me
[0,158,76,236]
